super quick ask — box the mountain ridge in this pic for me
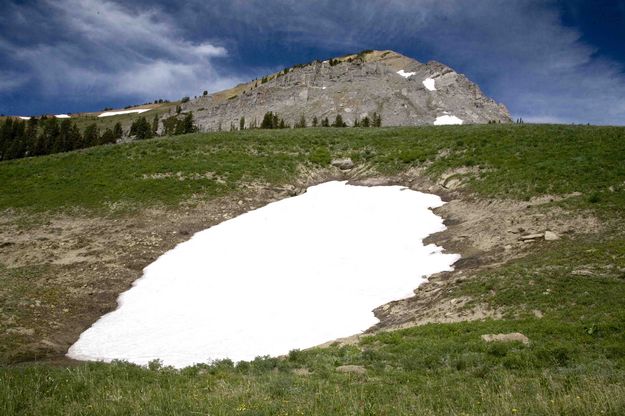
[179,49,511,131]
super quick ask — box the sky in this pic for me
[0,0,624,125]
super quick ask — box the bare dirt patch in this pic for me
[347,167,601,333]
[0,170,342,364]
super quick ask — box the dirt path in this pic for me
[0,167,600,364]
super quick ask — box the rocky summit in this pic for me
[181,50,511,131]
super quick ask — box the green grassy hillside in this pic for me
[1,124,624,214]
[1,124,625,415]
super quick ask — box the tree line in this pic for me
[0,111,197,162]
[0,117,122,161]
[253,112,382,130]
[129,112,196,140]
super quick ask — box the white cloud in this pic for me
[3,0,241,102]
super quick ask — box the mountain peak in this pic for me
[181,50,510,131]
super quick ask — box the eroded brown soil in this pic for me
[350,168,601,334]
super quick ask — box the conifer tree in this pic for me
[332,114,346,127]
[174,118,186,135]
[130,117,152,140]
[5,127,25,159]
[83,123,99,147]
[0,118,24,159]
[100,128,116,145]
[261,112,278,129]
[181,112,195,134]
[162,116,177,136]
[312,116,318,127]
[33,125,48,156]
[295,114,306,128]
[38,118,60,155]
[0,118,14,159]
[68,123,82,150]
[113,122,123,139]
[55,119,72,152]
[239,116,245,130]
[23,118,39,156]
[371,112,382,127]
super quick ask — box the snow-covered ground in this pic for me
[98,109,151,118]
[67,181,459,368]
[54,114,71,119]
[397,69,416,78]
[423,78,436,91]
[434,115,464,125]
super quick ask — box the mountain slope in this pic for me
[1,124,624,414]
[182,50,511,130]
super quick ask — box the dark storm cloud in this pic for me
[0,0,623,124]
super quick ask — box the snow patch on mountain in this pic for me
[98,109,151,118]
[423,78,436,91]
[434,115,463,125]
[397,69,416,78]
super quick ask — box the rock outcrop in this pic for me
[178,50,511,131]
[481,333,530,345]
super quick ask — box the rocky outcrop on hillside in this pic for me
[181,50,511,131]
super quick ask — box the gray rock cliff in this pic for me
[178,50,510,131]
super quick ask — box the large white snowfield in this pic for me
[68,181,459,368]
